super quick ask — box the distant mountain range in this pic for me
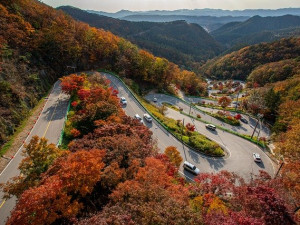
[211,15,300,47]
[59,6,223,70]
[120,15,249,32]
[87,8,300,18]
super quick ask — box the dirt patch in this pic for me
[0,99,46,173]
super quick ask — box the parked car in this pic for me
[120,97,127,105]
[205,124,216,131]
[134,114,143,124]
[143,113,152,123]
[183,161,200,175]
[253,153,262,162]
[240,117,248,123]
[153,97,157,102]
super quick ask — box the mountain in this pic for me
[0,0,205,149]
[201,37,300,80]
[59,6,223,69]
[211,15,300,47]
[87,8,300,18]
[121,15,249,32]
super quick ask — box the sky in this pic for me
[41,0,300,12]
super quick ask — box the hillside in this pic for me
[0,0,206,149]
[201,38,300,80]
[211,15,300,47]
[58,6,223,69]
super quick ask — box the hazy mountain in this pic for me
[121,15,249,32]
[86,8,300,18]
[59,6,223,69]
[211,15,300,47]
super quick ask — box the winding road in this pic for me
[101,72,276,180]
[0,81,69,225]
[0,72,276,224]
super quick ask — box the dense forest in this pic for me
[211,15,300,47]
[58,6,223,70]
[201,38,300,80]
[0,0,206,149]
[2,73,298,224]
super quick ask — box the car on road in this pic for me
[143,113,152,123]
[153,97,157,102]
[205,124,216,131]
[240,117,248,123]
[134,114,143,124]
[183,161,200,175]
[253,153,262,162]
[120,97,127,105]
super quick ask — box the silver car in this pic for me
[134,114,143,124]
[143,113,152,123]
[183,161,200,175]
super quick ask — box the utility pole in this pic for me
[251,113,262,139]
[235,90,240,111]
[275,161,284,178]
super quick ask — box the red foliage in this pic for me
[77,88,91,101]
[71,101,78,107]
[70,128,81,137]
[60,74,86,95]
[234,114,242,120]
[185,123,195,132]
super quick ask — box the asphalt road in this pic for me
[0,81,69,225]
[147,93,270,138]
[101,72,275,182]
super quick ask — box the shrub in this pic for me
[197,114,201,118]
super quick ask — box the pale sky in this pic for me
[42,0,300,12]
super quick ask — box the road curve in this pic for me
[0,81,69,225]
[101,72,276,181]
[145,93,270,138]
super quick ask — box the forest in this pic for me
[2,73,298,224]
[58,6,223,70]
[202,37,300,80]
[0,0,206,149]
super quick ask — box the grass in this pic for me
[205,111,241,126]
[181,111,267,148]
[162,102,180,111]
[0,95,48,156]
[141,100,224,157]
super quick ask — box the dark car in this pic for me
[240,117,248,123]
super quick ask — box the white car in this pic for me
[183,161,200,175]
[153,97,157,102]
[134,114,143,124]
[120,97,127,105]
[205,124,216,131]
[143,113,152,123]
[253,153,262,162]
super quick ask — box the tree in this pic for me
[164,146,183,168]
[7,149,106,225]
[264,88,281,120]
[1,136,63,198]
[218,96,232,111]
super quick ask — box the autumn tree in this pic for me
[7,149,106,225]
[164,146,183,168]
[1,136,63,198]
[218,96,232,111]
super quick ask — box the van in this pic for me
[183,161,200,175]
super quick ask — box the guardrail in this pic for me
[99,69,228,158]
